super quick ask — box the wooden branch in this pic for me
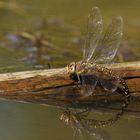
[0,61,139,110]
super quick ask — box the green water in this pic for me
[0,0,140,140]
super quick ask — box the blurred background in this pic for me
[0,0,139,71]
[0,0,139,140]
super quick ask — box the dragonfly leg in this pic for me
[77,74,82,84]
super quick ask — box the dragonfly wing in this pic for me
[99,77,119,92]
[94,67,120,92]
[83,7,103,62]
[93,16,123,63]
[80,74,98,96]
[73,129,85,140]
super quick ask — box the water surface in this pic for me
[0,0,140,140]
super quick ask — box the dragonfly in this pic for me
[65,7,131,126]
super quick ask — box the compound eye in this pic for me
[68,63,75,73]
[69,66,74,72]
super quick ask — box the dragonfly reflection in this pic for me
[60,110,111,140]
[65,7,131,127]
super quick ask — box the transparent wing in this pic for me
[96,66,120,93]
[99,77,119,92]
[73,129,84,140]
[83,7,103,62]
[80,74,98,96]
[93,16,123,63]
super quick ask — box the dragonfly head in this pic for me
[60,111,71,125]
[67,62,76,74]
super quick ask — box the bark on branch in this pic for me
[0,61,139,111]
